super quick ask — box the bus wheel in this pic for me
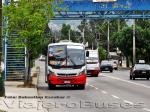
[94,74,99,77]
[48,84,55,90]
[78,84,85,90]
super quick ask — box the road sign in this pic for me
[59,0,150,11]
[93,0,117,2]
[54,0,150,19]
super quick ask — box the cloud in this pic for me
[49,20,81,31]
[48,22,62,31]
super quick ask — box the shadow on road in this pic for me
[38,85,86,91]
[131,78,150,81]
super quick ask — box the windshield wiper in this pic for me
[67,55,76,66]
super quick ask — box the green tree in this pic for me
[112,26,149,67]
[78,20,97,48]
[61,24,71,40]
[0,0,4,96]
[98,46,107,61]
[136,19,150,63]
[77,19,126,50]
[112,27,133,67]
[60,23,80,42]
[3,0,54,84]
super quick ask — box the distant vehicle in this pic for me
[86,49,100,77]
[100,60,113,72]
[45,40,87,89]
[110,60,118,70]
[109,52,119,64]
[130,64,150,80]
[39,55,45,61]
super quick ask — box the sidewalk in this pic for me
[0,67,43,112]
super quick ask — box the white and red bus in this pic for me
[45,40,87,89]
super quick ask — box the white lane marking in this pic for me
[143,108,150,112]
[94,87,99,90]
[89,84,99,90]
[101,90,108,94]
[89,84,95,88]
[123,100,134,104]
[102,74,150,89]
[111,95,120,99]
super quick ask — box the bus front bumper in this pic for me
[48,74,86,85]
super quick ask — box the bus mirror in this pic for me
[86,51,89,57]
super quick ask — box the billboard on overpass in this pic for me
[59,0,150,11]
[93,0,117,2]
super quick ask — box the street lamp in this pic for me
[133,19,136,65]
[107,20,110,59]
[82,28,85,44]
[126,19,136,65]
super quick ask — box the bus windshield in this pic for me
[48,45,85,67]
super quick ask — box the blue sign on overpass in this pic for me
[53,0,150,19]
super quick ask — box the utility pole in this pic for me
[82,28,85,44]
[107,20,110,59]
[54,32,56,43]
[68,29,70,41]
[133,19,136,65]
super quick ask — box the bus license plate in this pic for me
[105,68,108,70]
[64,81,71,84]
[142,71,146,74]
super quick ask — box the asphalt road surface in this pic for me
[37,60,150,112]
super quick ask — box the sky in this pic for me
[49,20,81,31]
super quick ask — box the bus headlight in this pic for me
[48,70,55,75]
[78,69,86,76]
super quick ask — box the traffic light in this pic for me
[95,33,100,40]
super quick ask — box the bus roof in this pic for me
[48,41,85,47]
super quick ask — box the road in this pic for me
[37,60,150,112]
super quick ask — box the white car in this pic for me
[110,60,118,70]
[112,61,118,70]
[39,55,45,61]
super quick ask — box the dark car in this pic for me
[100,60,113,72]
[130,64,150,80]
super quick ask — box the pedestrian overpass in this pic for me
[3,0,150,80]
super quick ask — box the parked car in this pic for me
[39,55,45,61]
[130,64,150,80]
[100,60,113,72]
